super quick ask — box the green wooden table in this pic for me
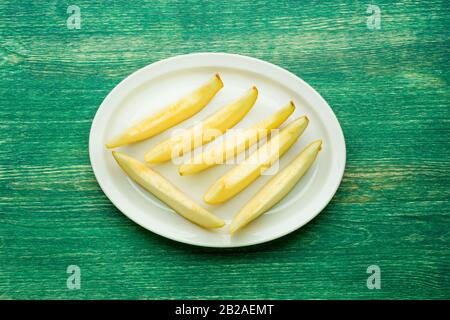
[0,0,448,299]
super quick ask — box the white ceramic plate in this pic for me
[89,53,346,248]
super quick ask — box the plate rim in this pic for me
[89,52,346,248]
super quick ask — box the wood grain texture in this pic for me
[0,0,449,299]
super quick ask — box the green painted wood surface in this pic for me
[0,0,449,299]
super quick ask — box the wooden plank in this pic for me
[0,0,448,299]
